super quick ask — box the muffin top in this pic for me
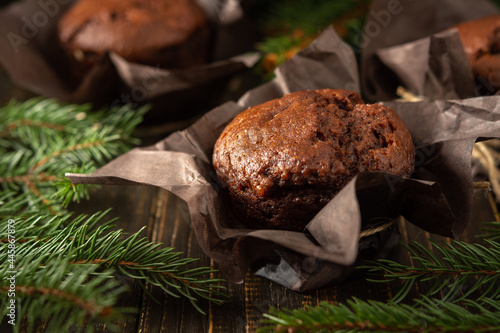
[213,89,415,231]
[58,0,209,68]
[453,14,500,65]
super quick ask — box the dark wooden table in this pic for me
[41,183,496,333]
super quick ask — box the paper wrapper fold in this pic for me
[361,0,499,102]
[67,27,500,291]
[0,0,259,122]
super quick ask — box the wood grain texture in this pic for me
[2,185,497,333]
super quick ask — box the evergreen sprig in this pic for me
[0,98,228,331]
[0,252,130,333]
[251,0,370,76]
[361,240,500,303]
[1,211,228,315]
[252,0,362,36]
[478,220,500,241]
[259,297,500,333]
[0,98,147,216]
[259,224,500,332]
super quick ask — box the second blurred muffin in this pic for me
[58,0,211,81]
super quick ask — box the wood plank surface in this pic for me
[52,184,496,333]
[1,180,497,333]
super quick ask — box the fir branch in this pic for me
[0,191,42,217]
[0,98,85,141]
[259,297,500,333]
[0,212,106,243]
[252,0,370,76]
[0,173,58,184]
[478,220,500,242]
[52,163,95,207]
[361,240,500,303]
[0,97,227,330]
[253,0,363,35]
[1,212,228,315]
[0,253,130,333]
[0,118,66,140]
[0,98,147,216]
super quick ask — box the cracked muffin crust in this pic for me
[453,15,500,91]
[58,0,210,80]
[213,89,415,231]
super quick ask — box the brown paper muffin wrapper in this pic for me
[0,0,259,122]
[360,0,499,102]
[67,27,500,291]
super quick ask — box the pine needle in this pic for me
[0,252,131,333]
[478,220,500,242]
[1,211,228,317]
[259,297,500,332]
[0,98,147,217]
[361,240,500,303]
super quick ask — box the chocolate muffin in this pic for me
[58,0,211,80]
[454,15,500,91]
[213,89,415,231]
